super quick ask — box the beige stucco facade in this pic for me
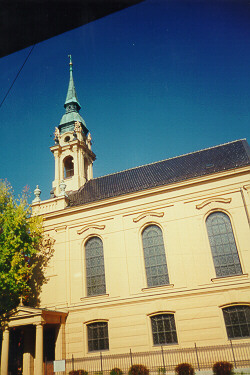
[1,58,249,374]
[32,165,250,359]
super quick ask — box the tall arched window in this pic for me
[85,237,106,296]
[206,212,242,277]
[142,225,169,287]
[223,305,250,339]
[64,156,74,178]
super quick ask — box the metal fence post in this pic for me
[161,346,166,371]
[100,351,103,373]
[130,348,133,367]
[72,354,75,371]
[230,340,237,369]
[194,343,200,371]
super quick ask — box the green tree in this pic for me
[0,180,54,323]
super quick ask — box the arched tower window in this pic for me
[64,156,74,178]
[206,212,242,278]
[85,237,106,296]
[142,225,169,288]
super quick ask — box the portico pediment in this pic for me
[10,306,42,318]
[7,305,68,327]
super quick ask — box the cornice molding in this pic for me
[133,211,164,223]
[196,197,231,210]
[42,165,250,220]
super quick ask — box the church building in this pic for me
[1,58,250,375]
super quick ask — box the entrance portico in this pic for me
[0,305,67,375]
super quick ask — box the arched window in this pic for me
[206,212,242,277]
[85,237,106,296]
[87,321,109,351]
[142,225,169,287]
[151,314,178,345]
[64,156,74,178]
[223,305,250,339]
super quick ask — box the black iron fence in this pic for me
[45,341,250,375]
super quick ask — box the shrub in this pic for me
[175,363,194,375]
[69,371,88,375]
[213,361,233,375]
[110,368,123,375]
[158,367,166,375]
[129,365,150,375]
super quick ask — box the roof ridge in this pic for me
[91,139,246,181]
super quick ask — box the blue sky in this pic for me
[0,0,250,201]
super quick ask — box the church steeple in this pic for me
[59,55,88,136]
[64,55,81,109]
[50,56,96,197]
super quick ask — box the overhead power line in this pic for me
[0,44,36,109]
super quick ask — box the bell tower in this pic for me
[50,56,96,196]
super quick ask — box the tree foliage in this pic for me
[0,180,54,322]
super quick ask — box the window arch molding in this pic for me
[219,302,250,309]
[203,207,233,222]
[140,223,170,288]
[82,233,104,247]
[83,235,107,297]
[139,221,165,235]
[204,210,243,278]
[147,310,176,318]
[84,318,109,325]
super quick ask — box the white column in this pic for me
[35,323,44,375]
[1,327,9,375]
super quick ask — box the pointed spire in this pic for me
[59,55,88,135]
[64,55,81,109]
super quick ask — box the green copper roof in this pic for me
[64,55,81,109]
[59,55,88,135]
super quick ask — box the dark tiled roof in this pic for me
[68,140,250,207]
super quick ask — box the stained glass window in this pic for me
[142,225,169,287]
[151,314,178,345]
[87,322,109,351]
[206,212,242,277]
[85,237,106,296]
[223,305,250,339]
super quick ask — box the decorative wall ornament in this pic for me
[74,121,82,133]
[133,211,164,223]
[243,184,250,191]
[32,185,41,203]
[87,132,92,150]
[58,180,68,197]
[196,197,231,210]
[54,127,60,144]
[77,224,106,235]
